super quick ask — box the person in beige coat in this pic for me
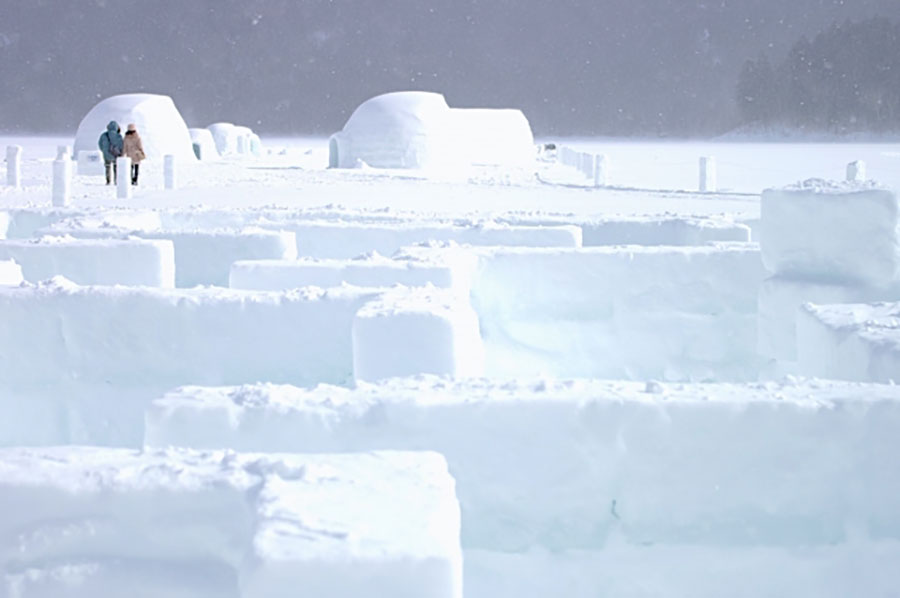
[122,123,146,185]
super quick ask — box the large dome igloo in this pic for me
[329,91,534,170]
[73,94,197,162]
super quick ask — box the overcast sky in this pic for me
[2,0,899,136]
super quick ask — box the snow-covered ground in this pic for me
[1,136,763,216]
[2,134,900,597]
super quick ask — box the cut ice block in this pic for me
[0,447,462,598]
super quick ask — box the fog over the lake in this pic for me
[2,0,900,136]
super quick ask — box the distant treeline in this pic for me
[736,17,900,133]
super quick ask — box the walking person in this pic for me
[122,123,146,185]
[98,121,124,185]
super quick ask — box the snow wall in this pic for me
[0,237,175,287]
[230,241,767,382]
[276,221,581,259]
[230,251,479,291]
[0,282,381,446]
[465,243,766,381]
[797,302,900,383]
[38,226,297,287]
[73,93,197,162]
[1,207,749,249]
[500,214,752,246]
[146,377,900,598]
[757,181,900,370]
[0,447,462,598]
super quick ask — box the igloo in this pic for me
[208,123,259,157]
[208,122,238,156]
[188,128,219,161]
[449,108,535,167]
[73,94,197,162]
[329,91,534,171]
[233,126,253,155]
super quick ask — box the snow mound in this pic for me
[73,94,196,162]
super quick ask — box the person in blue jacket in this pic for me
[98,121,124,185]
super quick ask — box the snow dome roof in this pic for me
[342,92,452,140]
[73,94,196,162]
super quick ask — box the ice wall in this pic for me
[0,447,462,598]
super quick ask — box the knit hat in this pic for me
[127,123,137,132]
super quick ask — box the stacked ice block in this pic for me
[757,180,900,371]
